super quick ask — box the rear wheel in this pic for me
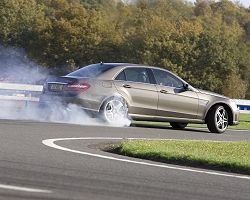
[170,122,188,130]
[100,97,129,124]
[206,105,228,133]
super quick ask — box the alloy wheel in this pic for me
[215,106,228,132]
[104,99,128,123]
[207,105,228,133]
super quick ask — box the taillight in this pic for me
[65,82,90,92]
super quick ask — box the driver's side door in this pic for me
[152,69,199,119]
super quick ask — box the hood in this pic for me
[197,89,228,99]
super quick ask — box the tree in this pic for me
[0,0,249,97]
[33,1,124,74]
[0,0,47,46]
[221,72,247,98]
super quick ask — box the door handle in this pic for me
[123,84,131,88]
[160,89,168,94]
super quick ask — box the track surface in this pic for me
[0,119,250,200]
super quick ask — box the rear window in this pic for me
[67,64,114,78]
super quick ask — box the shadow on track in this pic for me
[130,123,209,133]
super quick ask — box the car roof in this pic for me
[67,62,184,83]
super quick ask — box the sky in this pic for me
[188,0,250,8]
[237,0,250,8]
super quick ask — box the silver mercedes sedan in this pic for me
[39,63,240,133]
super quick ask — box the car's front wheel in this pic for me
[170,122,188,130]
[206,105,228,133]
[100,97,129,124]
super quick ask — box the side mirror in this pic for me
[183,84,190,91]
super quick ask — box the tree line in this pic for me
[0,0,250,98]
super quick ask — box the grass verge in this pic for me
[115,140,250,175]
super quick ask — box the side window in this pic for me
[152,69,183,88]
[124,68,150,83]
[115,70,126,81]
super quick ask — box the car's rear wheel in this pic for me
[100,97,129,124]
[170,122,188,129]
[206,105,228,133]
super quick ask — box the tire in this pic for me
[170,122,188,129]
[100,97,129,124]
[206,105,228,133]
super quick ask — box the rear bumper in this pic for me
[39,93,100,114]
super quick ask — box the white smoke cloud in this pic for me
[0,45,131,127]
[16,103,100,125]
[15,103,130,127]
[0,45,48,84]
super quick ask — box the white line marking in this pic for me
[228,129,250,132]
[42,137,250,180]
[0,184,52,193]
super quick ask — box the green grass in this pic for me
[132,113,250,130]
[116,140,250,175]
[114,114,250,175]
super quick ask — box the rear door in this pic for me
[113,67,158,117]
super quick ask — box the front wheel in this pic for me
[170,122,188,130]
[206,105,228,133]
[100,97,129,125]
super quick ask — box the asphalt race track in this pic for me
[0,119,250,200]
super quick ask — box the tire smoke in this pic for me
[0,45,131,127]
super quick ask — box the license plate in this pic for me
[50,84,64,90]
